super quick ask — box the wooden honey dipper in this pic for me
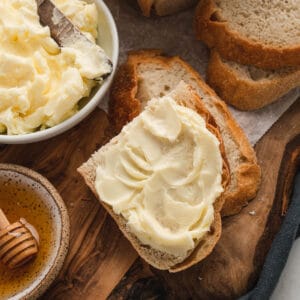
[0,209,39,269]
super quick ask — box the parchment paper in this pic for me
[101,0,300,145]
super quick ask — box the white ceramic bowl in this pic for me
[0,1,119,144]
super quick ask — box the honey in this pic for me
[0,170,56,299]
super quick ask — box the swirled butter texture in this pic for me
[95,96,224,257]
[0,0,99,135]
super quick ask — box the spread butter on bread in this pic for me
[78,82,230,272]
[109,50,261,216]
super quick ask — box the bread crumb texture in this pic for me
[214,0,300,46]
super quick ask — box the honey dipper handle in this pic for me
[0,209,10,230]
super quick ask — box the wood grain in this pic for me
[1,99,299,299]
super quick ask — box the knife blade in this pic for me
[36,0,113,81]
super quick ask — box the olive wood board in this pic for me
[0,98,299,300]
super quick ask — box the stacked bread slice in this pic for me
[109,50,261,216]
[195,0,300,110]
[78,50,261,271]
[207,51,300,110]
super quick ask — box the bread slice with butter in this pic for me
[78,82,230,272]
[207,51,300,111]
[109,50,261,216]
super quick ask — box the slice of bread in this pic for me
[137,0,197,16]
[78,82,230,272]
[195,0,300,69]
[109,50,261,216]
[207,51,300,111]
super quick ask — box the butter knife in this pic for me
[36,0,113,81]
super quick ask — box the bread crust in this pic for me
[109,49,261,216]
[78,83,229,272]
[195,0,300,69]
[137,0,154,17]
[137,0,197,16]
[207,51,300,110]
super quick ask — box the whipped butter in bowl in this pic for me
[0,0,118,144]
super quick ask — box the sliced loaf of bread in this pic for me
[78,82,230,272]
[137,0,197,16]
[207,51,300,110]
[109,50,261,216]
[195,0,300,69]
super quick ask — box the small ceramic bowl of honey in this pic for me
[0,164,69,300]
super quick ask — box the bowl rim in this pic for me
[0,0,119,144]
[0,163,70,300]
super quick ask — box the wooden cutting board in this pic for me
[0,98,299,299]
